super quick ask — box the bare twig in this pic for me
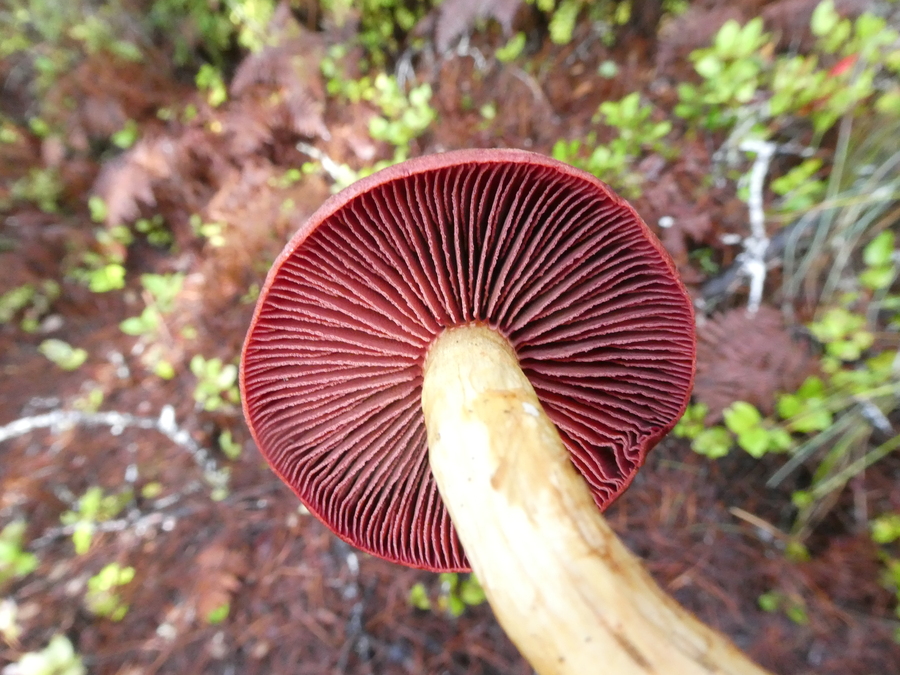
[30,501,199,549]
[738,138,777,314]
[454,34,487,71]
[729,506,788,542]
[0,406,223,489]
[334,540,371,674]
[296,142,357,186]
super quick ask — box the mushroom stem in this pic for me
[422,324,770,675]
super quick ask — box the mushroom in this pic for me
[241,149,770,675]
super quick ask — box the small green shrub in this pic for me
[206,602,230,624]
[758,590,810,625]
[149,0,275,65]
[38,339,88,371]
[3,634,86,675]
[218,430,242,460]
[120,273,185,337]
[870,513,900,641]
[677,2,900,140]
[320,0,429,67]
[60,487,133,555]
[408,573,486,617]
[0,521,38,586]
[553,93,672,197]
[496,33,526,62]
[111,120,139,149]
[196,64,228,107]
[85,563,135,621]
[191,355,240,411]
[872,513,900,545]
[190,214,227,247]
[0,281,60,332]
[8,167,64,213]
[68,227,132,293]
[367,75,436,161]
[859,230,897,291]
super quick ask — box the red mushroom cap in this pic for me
[241,149,696,571]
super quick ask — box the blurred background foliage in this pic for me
[1,0,900,673]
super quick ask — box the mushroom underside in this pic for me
[241,151,695,570]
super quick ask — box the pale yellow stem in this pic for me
[421,324,770,675]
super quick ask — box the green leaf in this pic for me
[714,20,741,55]
[216,364,238,389]
[786,603,809,625]
[734,81,758,103]
[39,339,88,371]
[206,602,230,624]
[810,0,839,37]
[854,12,886,41]
[0,521,38,581]
[154,361,175,380]
[872,513,900,544]
[111,120,139,149]
[119,307,158,336]
[496,32,526,62]
[809,307,866,343]
[219,430,242,460]
[798,376,826,399]
[694,54,722,79]
[677,82,698,102]
[673,403,709,439]
[408,582,431,610]
[768,428,794,452]
[860,267,894,291]
[459,576,486,606]
[0,285,36,324]
[691,427,732,459]
[368,116,389,138]
[79,488,103,519]
[822,18,852,53]
[723,402,763,435]
[737,427,770,458]
[141,482,163,499]
[785,540,811,562]
[142,273,184,310]
[877,89,900,115]
[758,591,781,613]
[88,263,125,292]
[776,394,801,419]
[791,408,832,434]
[740,18,766,53]
[792,490,814,509]
[771,159,823,196]
[190,354,206,377]
[864,231,895,268]
[827,331,873,361]
[446,594,465,617]
[548,0,579,45]
[88,196,107,223]
[72,522,94,555]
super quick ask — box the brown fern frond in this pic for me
[230,3,327,140]
[94,138,177,226]
[694,307,817,420]
[434,0,523,53]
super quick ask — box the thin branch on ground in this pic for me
[738,138,777,314]
[30,500,200,549]
[0,405,224,490]
[296,142,357,186]
[335,540,371,673]
[453,34,487,71]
